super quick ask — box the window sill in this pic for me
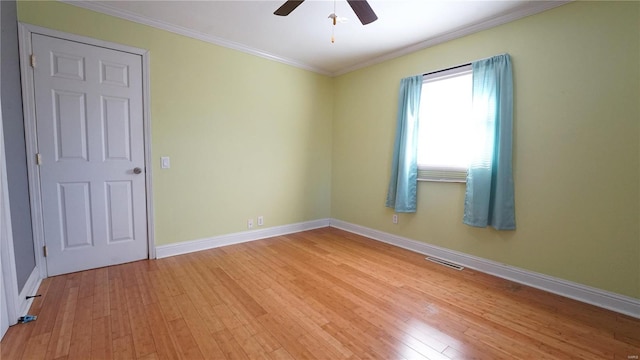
[418,178,466,183]
[417,167,467,183]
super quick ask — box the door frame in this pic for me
[1,69,21,336]
[18,23,156,278]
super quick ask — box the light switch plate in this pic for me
[161,156,170,169]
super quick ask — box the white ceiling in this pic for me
[68,0,568,75]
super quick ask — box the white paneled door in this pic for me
[32,34,147,276]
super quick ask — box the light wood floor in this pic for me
[1,228,639,359]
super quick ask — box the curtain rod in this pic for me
[423,62,472,77]
[421,53,509,77]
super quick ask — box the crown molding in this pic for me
[59,0,333,76]
[61,0,570,77]
[332,1,571,76]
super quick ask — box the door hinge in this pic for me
[36,153,42,165]
[30,54,36,68]
[43,246,48,257]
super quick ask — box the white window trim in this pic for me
[417,64,472,183]
[418,166,468,183]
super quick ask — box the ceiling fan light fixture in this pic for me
[274,0,378,25]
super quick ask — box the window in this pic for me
[417,64,472,182]
[387,54,514,227]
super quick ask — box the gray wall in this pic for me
[1,0,35,293]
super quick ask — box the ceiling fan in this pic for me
[274,0,378,25]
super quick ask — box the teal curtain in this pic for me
[463,54,516,230]
[386,76,422,212]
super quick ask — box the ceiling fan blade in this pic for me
[274,0,305,16]
[346,0,378,25]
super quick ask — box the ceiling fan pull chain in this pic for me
[332,0,336,43]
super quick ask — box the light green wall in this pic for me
[18,1,333,246]
[332,1,640,299]
[17,1,640,299]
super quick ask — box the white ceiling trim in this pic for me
[60,0,332,75]
[61,0,569,77]
[334,0,571,76]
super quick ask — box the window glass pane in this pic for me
[417,71,472,170]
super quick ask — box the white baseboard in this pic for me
[330,219,640,319]
[17,267,42,317]
[155,218,331,259]
[153,217,639,318]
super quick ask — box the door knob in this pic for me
[133,167,142,174]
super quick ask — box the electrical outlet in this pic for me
[257,216,264,226]
[248,219,254,229]
[392,214,398,224]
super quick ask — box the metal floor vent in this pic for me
[426,257,465,271]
